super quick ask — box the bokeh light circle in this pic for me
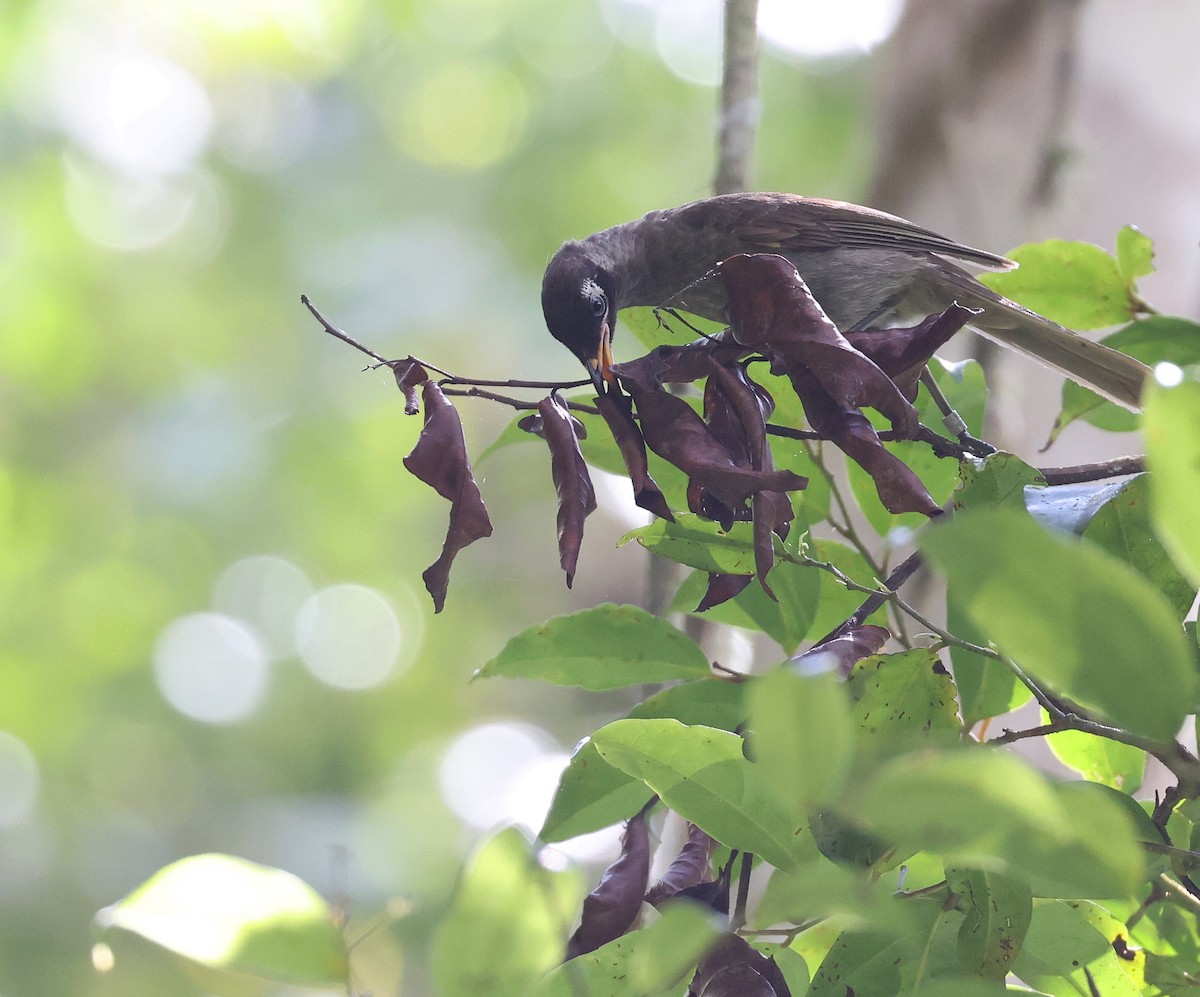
[0,731,39,828]
[437,722,559,831]
[153,613,269,724]
[294,584,404,690]
[212,555,314,661]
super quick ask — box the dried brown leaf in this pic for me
[645,823,719,906]
[391,357,429,416]
[695,573,754,612]
[790,623,891,677]
[594,387,676,522]
[847,303,979,401]
[565,808,651,960]
[623,380,807,510]
[719,253,918,438]
[401,381,493,611]
[688,934,791,997]
[537,393,597,587]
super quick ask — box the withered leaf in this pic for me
[565,807,651,960]
[695,573,754,612]
[391,357,429,416]
[645,822,719,907]
[688,934,791,997]
[537,393,597,588]
[847,303,979,401]
[788,366,939,516]
[517,407,588,440]
[401,381,493,612]
[833,411,941,516]
[719,253,919,439]
[594,387,676,522]
[622,379,807,511]
[702,361,794,596]
[612,332,745,388]
[790,623,891,677]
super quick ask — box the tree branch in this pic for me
[713,0,760,194]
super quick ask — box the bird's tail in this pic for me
[933,262,1149,411]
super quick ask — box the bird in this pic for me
[540,192,1148,409]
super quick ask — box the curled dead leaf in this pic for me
[537,393,597,588]
[401,381,493,612]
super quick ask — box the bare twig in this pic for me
[714,0,760,194]
[440,386,600,415]
[1040,456,1145,484]
[730,852,754,931]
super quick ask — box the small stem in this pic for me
[1040,456,1145,484]
[731,852,754,931]
[302,294,391,365]
[441,375,592,390]
[1158,872,1200,915]
[765,424,823,441]
[440,386,600,415]
[989,721,1072,746]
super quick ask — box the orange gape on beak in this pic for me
[587,321,616,388]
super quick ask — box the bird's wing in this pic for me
[661,192,1016,271]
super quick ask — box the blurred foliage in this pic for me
[0,1,882,995]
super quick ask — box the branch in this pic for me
[1039,456,1145,484]
[304,294,591,394]
[441,386,600,415]
[713,0,760,194]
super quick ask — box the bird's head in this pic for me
[541,242,617,394]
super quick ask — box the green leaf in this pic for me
[920,507,1197,742]
[534,902,720,997]
[590,719,807,869]
[1082,473,1196,617]
[540,679,746,842]
[1115,224,1155,288]
[1050,315,1200,444]
[980,239,1135,330]
[1045,723,1146,793]
[672,557,820,653]
[854,748,1145,898]
[1013,900,1144,996]
[619,305,726,354]
[474,603,710,690]
[847,648,961,757]
[947,865,1032,980]
[747,669,854,817]
[539,740,652,843]
[629,677,747,728]
[805,539,889,640]
[954,452,1046,512]
[96,853,348,988]
[756,853,912,936]
[950,600,1031,726]
[620,515,758,574]
[807,896,964,995]
[1145,376,1200,586]
[432,828,582,997]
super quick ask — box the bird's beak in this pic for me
[585,321,615,395]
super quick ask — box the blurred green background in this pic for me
[1,0,1196,994]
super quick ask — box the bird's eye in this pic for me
[590,295,606,317]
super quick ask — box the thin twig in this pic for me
[1040,456,1145,484]
[731,852,754,931]
[440,386,600,415]
[302,294,392,366]
[989,721,1072,745]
